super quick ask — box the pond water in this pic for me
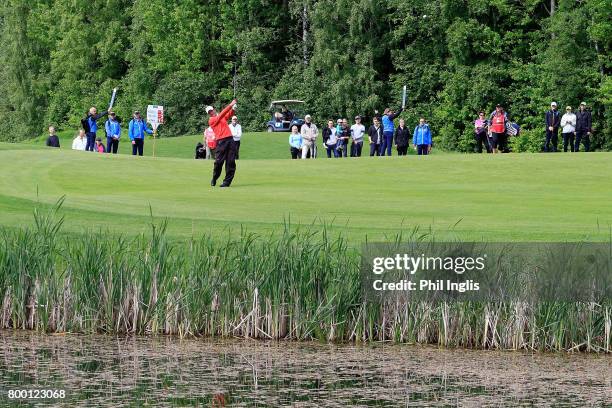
[0,331,609,407]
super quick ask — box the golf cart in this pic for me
[266,100,305,132]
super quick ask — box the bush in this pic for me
[509,128,542,153]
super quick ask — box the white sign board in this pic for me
[146,105,164,130]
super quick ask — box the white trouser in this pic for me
[301,140,316,159]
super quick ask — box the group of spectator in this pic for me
[473,102,593,153]
[45,108,155,156]
[288,109,433,159]
[542,101,593,152]
[286,100,594,159]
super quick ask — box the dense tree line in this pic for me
[0,0,609,151]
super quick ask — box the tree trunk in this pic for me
[302,2,308,65]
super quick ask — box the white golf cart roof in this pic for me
[270,100,304,109]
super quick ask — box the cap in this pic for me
[133,110,140,115]
[109,111,116,115]
[580,101,587,106]
[496,104,502,108]
[305,114,312,120]
[551,102,557,106]
[96,137,101,141]
[355,115,361,120]
[205,106,214,114]
[566,106,572,110]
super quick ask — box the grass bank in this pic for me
[0,207,609,352]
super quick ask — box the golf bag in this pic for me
[506,122,519,136]
[195,142,206,159]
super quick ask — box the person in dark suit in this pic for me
[394,118,411,156]
[46,126,60,148]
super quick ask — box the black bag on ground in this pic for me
[195,142,206,159]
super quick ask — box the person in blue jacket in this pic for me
[128,111,153,156]
[413,118,432,155]
[380,107,403,156]
[104,112,121,154]
[83,107,108,152]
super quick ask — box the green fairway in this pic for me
[1,134,611,241]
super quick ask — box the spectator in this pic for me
[368,117,384,156]
[204,127,216,160]
[230,115,242,159]
[71,129,87,151]
[381,107,403,156]
[334,119,343,156]
[104,112,121,154]
[207,100,238,187]
[128,111,153,156]
[338,119,351,158]
[282,105,293,122]
[83,107,108,152]
[350,116,365,157]
[544,102,561,152]
[560,106,577,152]
[413,118,432,155]
[46,126,60,148]
[322,119,338,158]
[394,118,411,156]
[575,102,592,152]
[474,111,491,153]
[95,137,105,153]
[488,104,509,154]
[300,114,318,159]
[289,125,303,159]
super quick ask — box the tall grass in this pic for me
[0,205,609,352]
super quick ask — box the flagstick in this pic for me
[108,88,117,111]
[152,128,157,158]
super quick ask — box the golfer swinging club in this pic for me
[207,99,238,187]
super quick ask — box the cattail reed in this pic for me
[0,205,609,352]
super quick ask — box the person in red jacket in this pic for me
[207,99,237,187]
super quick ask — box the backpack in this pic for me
[81,116,91,133]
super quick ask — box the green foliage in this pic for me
[509,128,543,153]
[0,0,608,149]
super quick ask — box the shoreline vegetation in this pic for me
[1,203,609,353]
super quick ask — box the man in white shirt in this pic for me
[560,106,577,152]
[72,129,87,151]
[300,114,318,159]
[350,115,366,157]
[229,115,242,159]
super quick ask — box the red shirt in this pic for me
[208,100,236,140]
[490,113,505,133]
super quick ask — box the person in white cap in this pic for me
[229,115,242,159]
[544,102,560,152]
[560,106,577,152]
[300,114,318,159]
[575,102,592,152]
[206,99,238,187]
